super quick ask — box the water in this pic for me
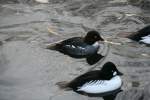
[0,0,150,100]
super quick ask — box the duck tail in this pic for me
[56,81,72,91]
[86,54,104,65]
[46,43,61,50]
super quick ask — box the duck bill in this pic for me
[99,36,104,41]
[117,71,123,76]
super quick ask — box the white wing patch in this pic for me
[78,46,85,50]
[82,80,105,87]
[140,35,150,44]
[65,45,86,49]
[66,45,76,48]
[77,76,122,94]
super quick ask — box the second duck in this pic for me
[47,31,104,65]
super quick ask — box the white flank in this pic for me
[140,35,150,44]
[77,76,122,94]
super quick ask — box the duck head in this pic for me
[100,62,123,80]
[84,31,104,45]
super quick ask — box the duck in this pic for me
[118,25,150,45]
[128,25,150,45]
[56,62,123,98]
[47,30,104,65]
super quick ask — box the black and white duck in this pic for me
[56,62,123,98]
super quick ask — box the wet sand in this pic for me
[0,0,150,100]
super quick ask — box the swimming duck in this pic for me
[56,62,123,98]
[47,31,104,65]
[118,25,150,45]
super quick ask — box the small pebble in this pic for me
[34,0,49,3]
[132,81,140,87]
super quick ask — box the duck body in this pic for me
[54,37,100,58]
[57,62,123,97]
[47,31,104,65]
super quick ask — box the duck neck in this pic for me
[99,72,113,80]
[84,39,97,45]
[92,41,99,48]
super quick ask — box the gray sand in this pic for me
[0,0,150,100]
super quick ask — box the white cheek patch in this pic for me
[113,71,117,76]
[77,76,122,94]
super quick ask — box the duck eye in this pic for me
[94,36,97,38]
